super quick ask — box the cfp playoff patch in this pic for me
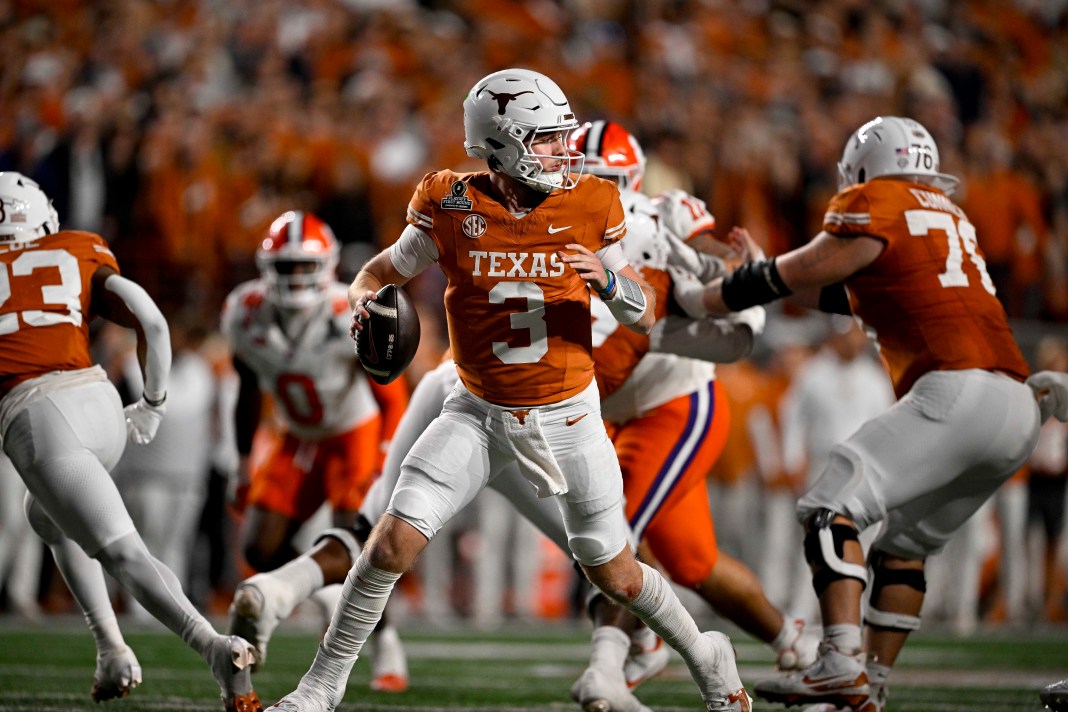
[441,180,473,211]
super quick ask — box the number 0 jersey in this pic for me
[405,170,627,406]
[220,280,380,439]
[825,180,1030,398]
[0,231,118,397]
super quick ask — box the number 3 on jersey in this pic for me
[0,249,83,335]
[904,209,995,295]
[490,281,548,364]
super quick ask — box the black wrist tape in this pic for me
[721,258,793,311]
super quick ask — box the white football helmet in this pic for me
[837,116,959,195]
[463,68,583,193]
[618,189,666,273]
[256,211,339,309]
[0,172,59,243]
[652,189,715,242]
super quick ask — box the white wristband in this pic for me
[604,272,647,325]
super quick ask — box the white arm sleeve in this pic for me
[648,314,755,363]
[595,242,628,273]
[388,224,440,278]
[104,274,171,401]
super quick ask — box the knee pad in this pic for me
[865,604,922,632]
[313,526,362,562]
[23,493,63,546]
[803,508,868,595]
[865,552,925,632]
[387,485,439,541]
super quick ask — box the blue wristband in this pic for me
[598,269,617,298]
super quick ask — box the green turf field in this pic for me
[0,618,1065,711]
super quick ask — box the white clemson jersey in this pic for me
[220,280,378,440]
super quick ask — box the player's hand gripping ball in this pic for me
[354,284,421,385]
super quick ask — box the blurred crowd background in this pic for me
[1,0,1067,635]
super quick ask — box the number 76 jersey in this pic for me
[825,180,1030,398]
[0,231,118,396]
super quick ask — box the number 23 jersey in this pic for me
[0,231,118,397]
[824,180,1030,398]
[405,170,626,407]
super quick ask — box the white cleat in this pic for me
[776,619,821,671]
[207,634,263,712]
[624,634,669,689]
[269,684,341,712]
[91,645,143,702]
[229,573,296,671]
[755,643,869,710]
[368,624,409,692]
[690,631,752,712]
[570,666,654,712]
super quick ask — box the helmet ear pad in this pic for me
[481,131,523,176]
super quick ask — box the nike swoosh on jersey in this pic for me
[565,413,587,426]
[547,224,572,234]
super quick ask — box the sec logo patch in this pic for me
[463,214,487,238]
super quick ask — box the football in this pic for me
[354,283,420,385]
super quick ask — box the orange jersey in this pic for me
[824,180,1030,398]
[0,230,119,396]
[407,170,626,406]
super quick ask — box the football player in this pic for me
[688,116,1065,711]
[242,192,698,712]
[271,68,750,712]
[0,172,262,712]
[569,121,818,711]
[221,211,408,690]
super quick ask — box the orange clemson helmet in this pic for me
[568,120,646,191]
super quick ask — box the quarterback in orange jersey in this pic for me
[691,117,1062,712]
[0,172,263,712]
[570,122,817,712]
[271,69,750,712]
[222,211,409,690]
